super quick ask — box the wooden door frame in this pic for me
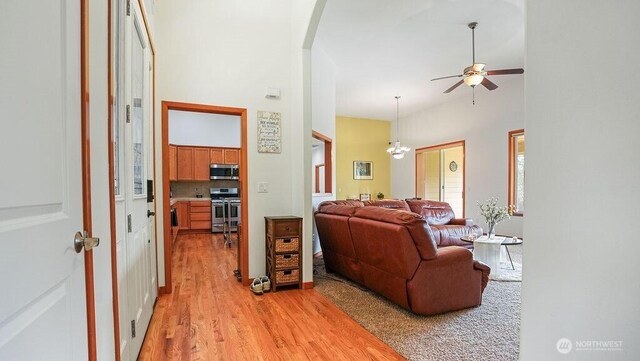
[107,0,157,359]
[311,130,333,194]
[160,101,249,292]
[508,129,525,217]
[414,140,466,217]
[80,0,97,359]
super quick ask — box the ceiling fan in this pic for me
[431,22,524,102]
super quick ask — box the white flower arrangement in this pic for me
[477,197,511,236]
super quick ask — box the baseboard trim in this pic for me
[303,281,314,289]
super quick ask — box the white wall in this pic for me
[155,0,318,285]
[311,44,336,253]
[168,110,241,147]
[391,78,524,237]
[522,1,640,359]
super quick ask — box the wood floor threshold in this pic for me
[139,233,403,361]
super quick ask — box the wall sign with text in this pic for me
[257,111,281,153]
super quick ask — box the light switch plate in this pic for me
[258,182,269,193]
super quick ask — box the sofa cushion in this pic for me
[406,199,455,225]
[363,199,411,212]
[352,207,438,261]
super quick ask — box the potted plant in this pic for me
[376,192,384,200]
[477,197,511,238]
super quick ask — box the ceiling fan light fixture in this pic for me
[464,74,484,87]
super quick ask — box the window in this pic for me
[508,130,525,215]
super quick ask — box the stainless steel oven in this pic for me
[210,164,239,180]
[210,188,240,233]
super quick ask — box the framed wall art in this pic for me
[353,161,373,180]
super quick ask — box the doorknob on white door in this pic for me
[74,231,100,253]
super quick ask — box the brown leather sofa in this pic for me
[405,200,483,248]
[362,199,482,248]
[315,202,490,315]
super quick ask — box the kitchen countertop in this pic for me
[170,197,211,206]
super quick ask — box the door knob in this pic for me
[74,231,100,253]
[147,210,155,218]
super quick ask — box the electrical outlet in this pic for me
[258,182,269,193]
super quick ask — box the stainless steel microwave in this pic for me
[210,164,239,180]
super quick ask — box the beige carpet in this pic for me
[314,246,522,361]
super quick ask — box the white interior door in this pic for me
[0,0,88,360]
[114,2,157,360]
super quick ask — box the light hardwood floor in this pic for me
[138,232,404,360]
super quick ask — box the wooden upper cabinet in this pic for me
[193,148,210,180]
[209,148,224,164]
[224,148,239,165]
[174,145,239,180]
[169,145,178,181]
[177,147,194,180]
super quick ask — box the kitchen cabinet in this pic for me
[189,201,211,230]
[173,145,240,181]
[169,145,177,181]
[177,147,194,180]
[194,148,210,180]
[176,201,189,230]
[210,148,224,164]
[224,148,239,164]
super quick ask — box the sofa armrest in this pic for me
[430,245,473,264]
[473,260,490,291]
[406,246,489,315]
[450,218,474,226]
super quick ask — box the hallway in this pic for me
[138,233,403,360]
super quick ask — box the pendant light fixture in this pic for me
[386,96,410,159]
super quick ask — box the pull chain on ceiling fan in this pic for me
[431,22,524,104]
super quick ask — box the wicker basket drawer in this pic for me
[275,269,299,284]
[275,237,299,253]
[275,254,299,269]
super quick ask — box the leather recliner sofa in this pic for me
[362,199,483,248]
[405,199,483,248]
[314,202,490,315]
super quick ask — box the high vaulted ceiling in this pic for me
[314,0,524,120]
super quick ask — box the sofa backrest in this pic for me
[406,199,455,225]
[314,203,359,258]
[352,207,438,261]
[318,200,364,209]
[362,199,411,212]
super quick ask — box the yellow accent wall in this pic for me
[336,116,391,200]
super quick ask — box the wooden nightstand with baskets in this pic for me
[265,216,303,291]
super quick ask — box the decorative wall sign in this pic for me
[257,111,282,153]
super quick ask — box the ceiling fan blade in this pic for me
[444,80,464,94]
[486,68,524,76]
[481,77,498,91]
[431,74,463,81]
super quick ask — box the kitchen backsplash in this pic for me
[171,180,240,198]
